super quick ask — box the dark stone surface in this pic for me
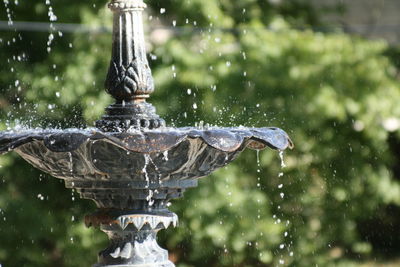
[104,0,153,102]
[0,127,292,154]
[88,210,178,267]
[0,127,292,209]
[96,102,166,131]
[0,127,292,267]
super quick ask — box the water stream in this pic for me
[277,151,294,265]
[2,0,13,26]
[142,154,155,206]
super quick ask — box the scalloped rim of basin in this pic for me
[0,126,293,154]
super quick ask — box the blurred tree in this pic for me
[0,0,400,266]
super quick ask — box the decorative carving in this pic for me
[85,212,179,231]
[98,0,162,131]
[105,60,154,102]
[105,0,153,102]
[89,210,177,267]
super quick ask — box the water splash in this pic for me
[45,0,58,53]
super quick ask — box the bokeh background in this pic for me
[1,0,400,266]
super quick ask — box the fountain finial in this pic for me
[96,0,165,131]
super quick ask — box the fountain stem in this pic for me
[106,0,153,102]
[96,0,165,131]
[87,211,177,267]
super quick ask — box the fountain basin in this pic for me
[0,126,292,266]
[0,127,292,209]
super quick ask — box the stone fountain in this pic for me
[0,0,293,266]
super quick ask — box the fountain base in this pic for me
[96,102,166,131]
[86,210,177,267]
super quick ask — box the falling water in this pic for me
[142,154,150,187]
[256,150,262,220]
[2,0,13,26]
[255,149,274,264]
[276,151,294,265]
[68,152,73,173]
[163,151,169,161]
[142,154,154,206]
[279,150,286,168]
[45,0,58,53]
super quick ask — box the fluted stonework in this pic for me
[97,0,165,131]
[87,211,177,267]
[106,0,153,101]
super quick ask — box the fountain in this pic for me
[0,0,293,266]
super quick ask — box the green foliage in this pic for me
[1,0,400,266]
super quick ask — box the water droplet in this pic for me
[163,151,169,161]
[279,151,286,168]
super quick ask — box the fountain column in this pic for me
[89,1,175,266]
[96,0,165,131]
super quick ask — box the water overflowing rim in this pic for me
[0,127,293,154]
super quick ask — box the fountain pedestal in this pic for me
[87,210,177,267]
[96,0,165,132]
